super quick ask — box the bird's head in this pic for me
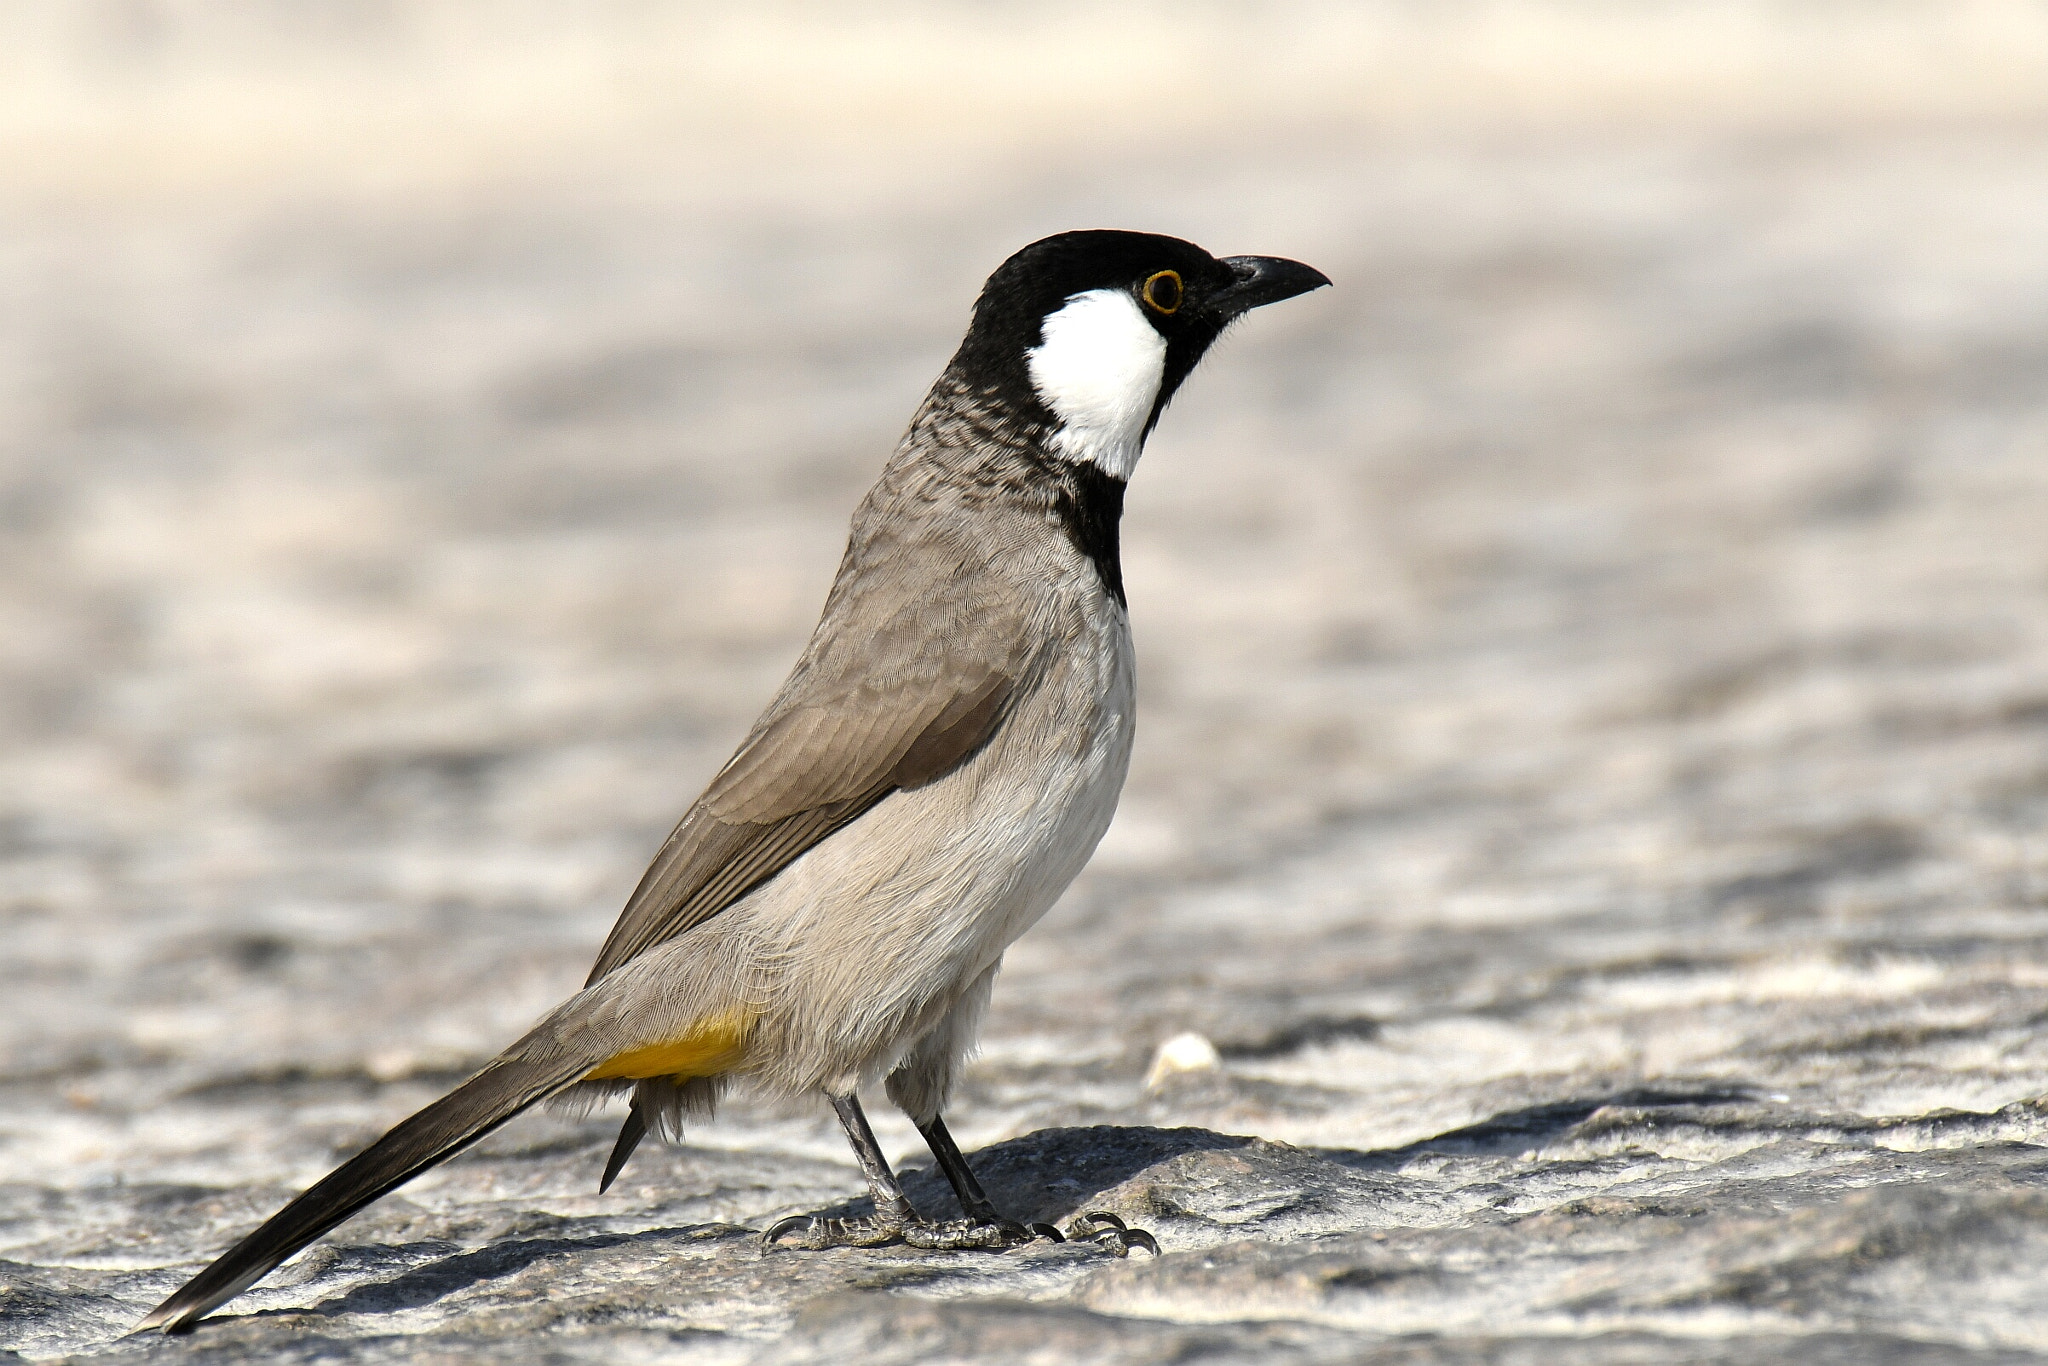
[946,230,1330,481]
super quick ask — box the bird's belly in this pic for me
[733,610,1136,1090]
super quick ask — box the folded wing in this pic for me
[586,547,1030,985]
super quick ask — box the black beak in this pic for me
[1208,255,1331,316]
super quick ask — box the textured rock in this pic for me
[5,6,2048,1363]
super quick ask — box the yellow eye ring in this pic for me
[1141,270,1182,315]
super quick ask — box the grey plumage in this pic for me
[135,1054,592,1331]
[138,231,1327,1333]
[568,383,1138,1117]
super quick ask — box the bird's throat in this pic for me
[1027,289,1164,482]
[1053,462,1127,608]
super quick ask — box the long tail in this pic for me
[137,1054,589,1334]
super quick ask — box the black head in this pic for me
[945,230,1329,466]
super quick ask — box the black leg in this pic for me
[829,1092,917,1224]
[916,1112,1156,1257]
[917,1114,1050,1233]
[762,1096,1059,1252]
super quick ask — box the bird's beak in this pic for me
[1208,256,1332,316]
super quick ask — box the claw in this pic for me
[762,1212,897,1250]
[1120,1228,1161,1257]
[761,1214,816,1250]
[1064,1210,1158,1258]
[1029,1222,1065,1242]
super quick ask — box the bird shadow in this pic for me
[296,1225,726,1321]
[215,1091,1759,1323]
[770,1088,1764,1227]
[1315,1084,1765,1170]
[831,1124,1256,1228]
[205,1129,1241,1327]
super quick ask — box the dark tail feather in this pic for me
[598,1099,648,1194]
[137,1055,587,1334]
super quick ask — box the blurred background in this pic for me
[6,2,2048,1357]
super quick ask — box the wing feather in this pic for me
[585,552,1028,985]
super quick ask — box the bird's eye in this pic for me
[1140,270,1182,315]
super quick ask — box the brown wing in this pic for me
[584,539,1028,985]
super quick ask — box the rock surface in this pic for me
[5,7,2048,1362]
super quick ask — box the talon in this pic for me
[1060,1210,1157,1257]
[1095,1228,1132,1258]
[1029,1222,1064,1242]
[761,1214,814,1250]
[761,1212,908,1250]
[1065,1210,1128,1239]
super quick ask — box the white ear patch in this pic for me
[1026,288,1166,481]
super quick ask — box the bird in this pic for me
[137,229,1328,1333]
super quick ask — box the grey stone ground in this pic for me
[4,41,2048,1364]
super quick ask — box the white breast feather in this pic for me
[1025,288,1166,481]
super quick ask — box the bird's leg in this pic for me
[915,1114,1063,1243]
[921,1114,1157,1257]
[762,1097,1053,1252]
[762,1093,917,1249]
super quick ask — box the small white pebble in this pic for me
[1144,1031,1221,1091]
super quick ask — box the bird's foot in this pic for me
[761,1212,904,1250]
[760,1205,1154,1256]
[901,1215,1063,1250]
[761,1209,1062,1252]
[1063,1210,1159,1258]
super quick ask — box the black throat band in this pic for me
[1052,461,1127,607]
